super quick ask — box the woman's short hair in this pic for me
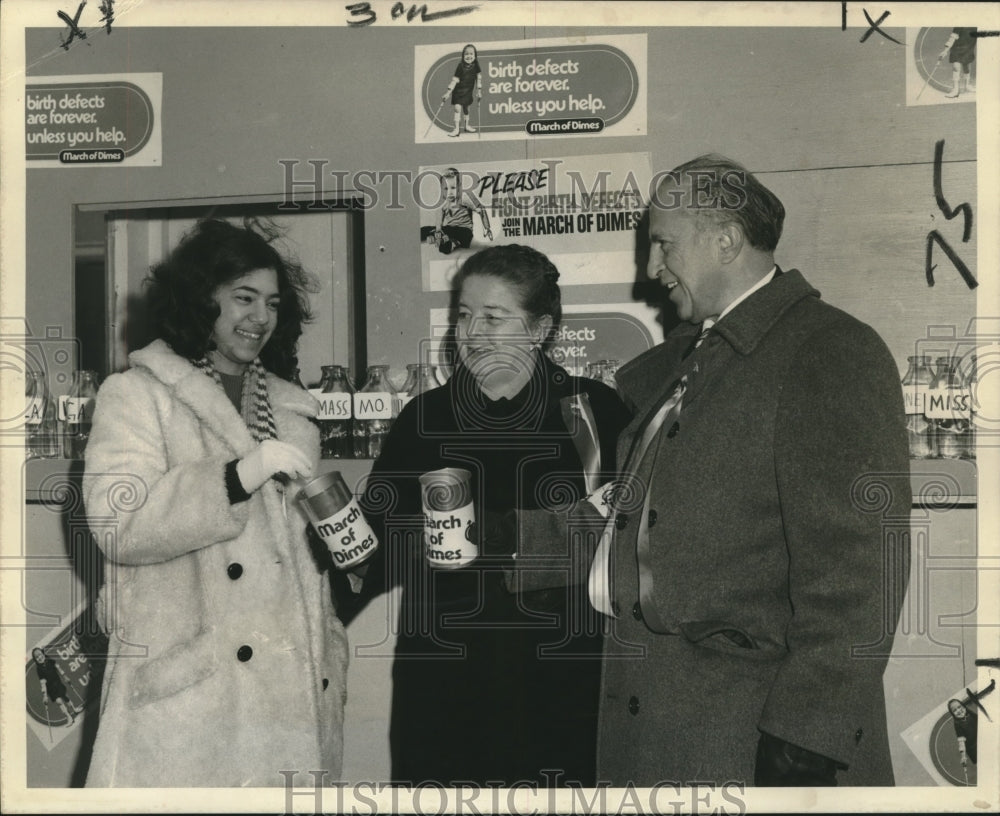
[145,218,314,379]
[450,244,562,347]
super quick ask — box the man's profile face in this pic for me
[647,187,726,323]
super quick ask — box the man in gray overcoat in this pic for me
[591,155,911,786]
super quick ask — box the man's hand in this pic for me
[754,731,841,786]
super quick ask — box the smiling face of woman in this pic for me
[455,273,550,398]
[208,267,281,375]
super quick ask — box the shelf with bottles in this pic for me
[310,362,442,462]
[22,356,979,507]
[23,368,98,461]
[902,354,977,462]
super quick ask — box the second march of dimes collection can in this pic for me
[418,467,478,568]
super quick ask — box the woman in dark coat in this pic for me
[354,244,630,786]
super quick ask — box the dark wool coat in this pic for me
[355,354,631,786]
[83,340,348,787]
[597,269,911,787]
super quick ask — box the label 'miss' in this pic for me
[903,386,973,420]
[924,388,972,420]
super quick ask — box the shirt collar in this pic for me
[703,265,778,332]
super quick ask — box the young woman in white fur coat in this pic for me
[83,219,348,787]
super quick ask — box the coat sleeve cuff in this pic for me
[225,459,252,504]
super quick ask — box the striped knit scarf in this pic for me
[192,356,278,443]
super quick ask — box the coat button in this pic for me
[322,678,329,691]
[855,728,863,743]
[632,602,643,621]
[666,421,679,439]
[628,696,640,715]
[237,645,253,662]
[611,601,621,617]
[647,509,658,527]
[227,563,244,580]
[615,514,629,530]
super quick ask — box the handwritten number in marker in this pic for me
[925,140,977,289]
[346,2,478,26]
[925,232,977,289]
[345,2,377,26]
[932,140,973,241]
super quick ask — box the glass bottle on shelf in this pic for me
[308,368,330,449]
[62,370,99,459]
[353,365,396,459]
[24,370,49,459]
[397,364,419,413]
[316,365,354,459]
[399,363,440,413]
[601,359,620,390]
[586,359,619,390]
[962,354,977,459]
[900,355,935,459]
[39,392,60,458]
[929,356,972,459]
[415,363,439,396]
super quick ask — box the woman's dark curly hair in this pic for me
[145,218,315,380]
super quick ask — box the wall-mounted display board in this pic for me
[1,2,997,814]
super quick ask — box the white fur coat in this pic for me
[83,340,348,787]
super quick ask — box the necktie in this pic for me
[683,319,714,359]
[587,320,713,618]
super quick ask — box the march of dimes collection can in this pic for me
[418,467,478,568]
[297,471,379,569]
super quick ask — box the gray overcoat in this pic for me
[596,269,911,786]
